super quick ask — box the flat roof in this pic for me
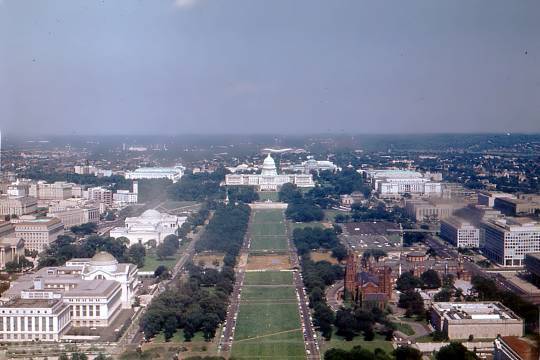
[433,302,521,321]
[1,298,62,308]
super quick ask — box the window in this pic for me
[49,317,53,331]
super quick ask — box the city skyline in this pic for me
[1,0,539,135]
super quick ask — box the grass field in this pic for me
[246,255,291,271]
[250,210,289,251]
[244,271,293,285]
[232,209,305,359]
[140,250,180,272]
[241,286,296,302]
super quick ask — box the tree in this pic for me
[94,354,112,360]
[128,243,146,268]
[396,272,422,292]
[163,315,178,341]
[436,342,478,360]
[442,274,455,289]
[394,346,422,360]
[433,288,452,302]
[70,353,88,360]
[156,241,176,260]
[335,309,357,340]
[154,265,171,279]
[163,234,180,250]
[398,291,424,317]
[70,222,98,236]
[420,269,442,289]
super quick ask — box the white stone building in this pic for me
[225,153,314,191]
[125,166,185,183]
[364,169,442,198]
[14,217,64,253]
[110,209,185,246]
[482,217,540,267]
[440,216,480,248]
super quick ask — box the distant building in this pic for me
[364,169,442,198]
[431,302,523,340]
[14,218,64,253]
[0,195,37,216]
[48,206,99,229]
[289,158,338,174]
[29,181,73,201]
[482,217,540,267]
[340,192,365,207]
[85,186,113,206]
[440,216,480,248]
[113,181,138,205]
[125,166,184,183]
[477,191,516,208]
[110,209,185,246]
[225,153,314,191]
[404,199,465,222]
[494,196,540,217]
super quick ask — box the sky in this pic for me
[0,0,539,135]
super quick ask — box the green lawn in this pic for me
[392,322,415,336]
[232,330,306,359]
[253,210,285,223]
[234,302,302,340]
[241,286,296,302]
[140,250,180,272]
[252,222,287,236]
[322,330,393,354]
[244,271,293,285]
[250,210,289,251]
[257,192,280,202]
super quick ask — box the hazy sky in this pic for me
[1,0,539,135]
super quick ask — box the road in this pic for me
[219,221,250,355]
[325,280,343,312]
[287,229,321,360]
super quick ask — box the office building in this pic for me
[47,206,99,229]
[288,157,338,174]
[225,153,314,191]
[0,195,38,216]
[477,191,516,208]
[482,218,540,267]
[125,165,185,182]
[364,169,442,198]
[440,216,480,248]
[29,181,73,201]
[0,236,24,270]
[404,199,464,222]
[431,302,523,340]
[14,218,64,253]
[494,196,540,217]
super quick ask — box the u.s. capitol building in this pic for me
[225,153,314,191]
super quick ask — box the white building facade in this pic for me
[482,218,540,267]
[225,153,314,191]
[125,166,185,183]
[110,209,184,246]
[440,217,480,248]
[364,169,442,197]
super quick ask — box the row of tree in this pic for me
[141,203,250,341]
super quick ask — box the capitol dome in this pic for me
[89,251,118,272]
[261,153,278,176]
[141,209,162,219]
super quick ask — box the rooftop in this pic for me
[433,302,521,321]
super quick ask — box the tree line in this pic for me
[279,183,324,222]
[141,203,250,341]
[292,226,347,261]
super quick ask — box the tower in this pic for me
[344,252,358,299]
[132,181,139,194]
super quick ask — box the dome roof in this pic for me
[90,251,118,265]
[141,209,162,219]
[262,153,276,168]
